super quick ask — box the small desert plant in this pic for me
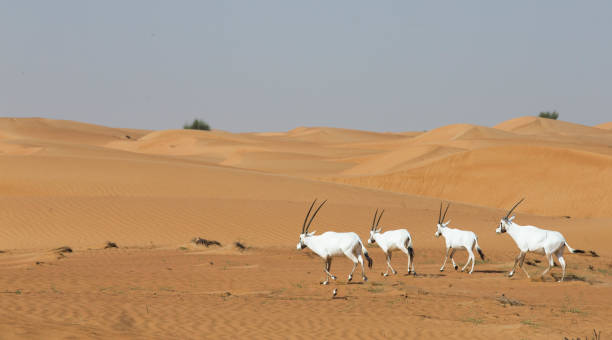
[521,319,538,327]
[183,119,210,131]
[234,241,248,251]
[539,111,559,119]
[192,237,222,247]
[564,329,601,340]
[463,317,483,325]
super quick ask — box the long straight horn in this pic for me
[305,199,327,233]
[438,202,443,224]
[442,202,450,223]
[371,209,379,230]
[302,199,317,234]
[505,198,525,219]
[376,209,385,228]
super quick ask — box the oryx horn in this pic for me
[376,209,384,228]
[302,199,318,234]
[439,201,450,224]
[371,209,379,230]
[305,199,327,233]
[505,198,525,219]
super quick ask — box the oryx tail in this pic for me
[565,242,584,254]
[406,236,415,259]
[359,239,373,268]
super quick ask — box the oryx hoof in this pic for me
[454,265,459,270]
[363,276,368,282]
[383,273,389,277]
[468,271,473,275]
[508,271,514,277]
[331,276,337,280]
[347,275,353,282]
[439,268,444,272]
[392,270,397,275]
[321,281,329,285]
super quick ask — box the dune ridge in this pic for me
[1,116,611,339]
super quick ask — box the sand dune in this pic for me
[332,144,612,218]
[495,116,610,136]
[595,121,612,130]
[411,123,517,145]
[1,117,611,339]
[0,117,148,146]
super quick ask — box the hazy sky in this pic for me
[1,1,610,132]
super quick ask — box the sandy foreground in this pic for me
[0,117,611,339]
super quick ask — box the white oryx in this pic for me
[435,202,485,274]
[296,199,373,285]
[367,209,416,276]
[496,198,584,282]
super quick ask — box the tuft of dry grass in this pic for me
[234,241,248,251]
[496,294,523,306]
[192,237,222,247]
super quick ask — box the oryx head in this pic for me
[367,209,384,244]
[496,198,524,234]
[435,201,451,238]
[297,199,326,250]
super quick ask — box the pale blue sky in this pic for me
[1,1,610,132]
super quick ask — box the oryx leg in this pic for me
[401,244,415,275]
[509,251,527,277]
[357,253,368,282]
[347,261,357,282]
[440,247,451,272]
[462,248,475,274]
[450,249,458,270]
[540,253,555,279]
[346,251,367,282]
[321,257,336,285]
[555,249,567,282]
[518,252,530,278]
[383,251,397,277]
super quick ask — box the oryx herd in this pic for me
[297,198,584,284]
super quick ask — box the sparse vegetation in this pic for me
[564,329,601,340]
[367,286,384,293]
[104,241,118,249]
[54,246,72,253]
[562,307,584,314]
[463,317,483,325]
[183,119,210,131]
[54,246,72,259]
[234,241,248,251]
[521,319,538,327]
[538,111,559,119]
[192,237,222,247]
[588,250,599,257]
[496,293,523,306]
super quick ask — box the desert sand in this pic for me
[0,117,611,339]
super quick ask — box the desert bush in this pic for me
[183,119,210,131]
[538,111,559,119]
